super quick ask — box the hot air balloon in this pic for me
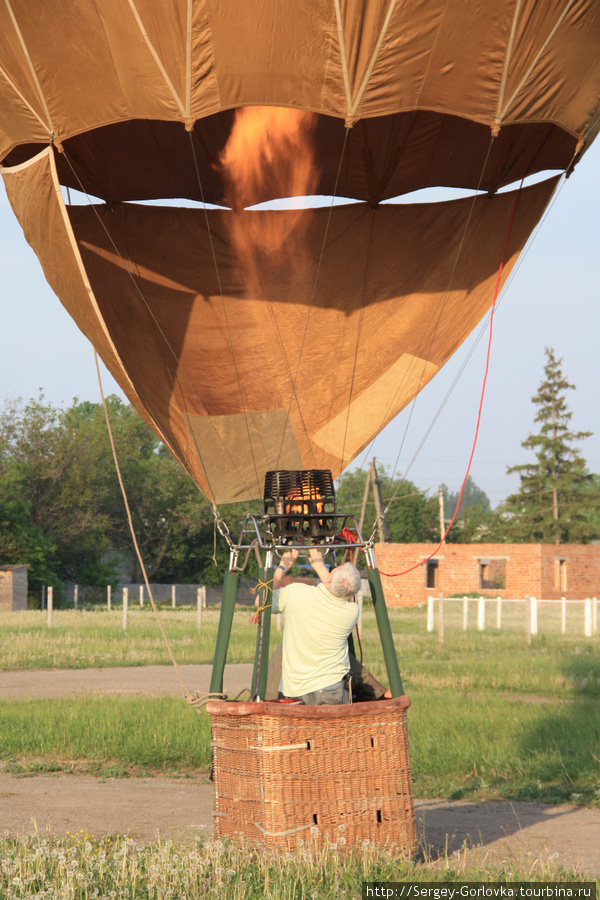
[2,0,599,506]
[1,0,599,853]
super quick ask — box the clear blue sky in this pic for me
[1,141,598,510]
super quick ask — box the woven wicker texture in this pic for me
[208,697,416,853]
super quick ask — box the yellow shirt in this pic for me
[272,582,359,697]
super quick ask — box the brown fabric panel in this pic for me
[7,113,572,205]
[1,0,599,169]
[0,4,50,158]
[499,0,600,133]
[61,178,557,502]
[0,148,211,497]
[206,0,339,113]
[185,409,304,503]
[375,0,509,123]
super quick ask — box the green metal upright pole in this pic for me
[367,567,404,697]
[209,570,240,695]
[251,565,273,700]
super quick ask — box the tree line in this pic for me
[1,350,598,597]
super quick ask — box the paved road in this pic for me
[1,665,598,876]
[0,664,254,701]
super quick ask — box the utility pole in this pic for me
[371,459,391,543]
[358,459,392,542]
[437,485,445,543]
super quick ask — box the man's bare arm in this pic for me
[308,548,329,583]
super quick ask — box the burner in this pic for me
[263,470,337,542]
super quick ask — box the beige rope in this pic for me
[94,350,191,699]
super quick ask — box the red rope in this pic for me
[337,526,365,662]
[380,179,525,579]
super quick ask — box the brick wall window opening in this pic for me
[555,558,568,591]
[478,558,506,590]
[426,559,438,589]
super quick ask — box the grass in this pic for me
[0,607,260,670]
[0,606,599,806]
[0,831,595,900]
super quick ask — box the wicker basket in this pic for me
[207,695,416,854]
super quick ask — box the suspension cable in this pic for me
[380,174,527,577]
[94,350,191,697]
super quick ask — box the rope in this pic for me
[372,137,497,524]
[188,131,262,498]
[379,175,526,579]
[250,576,274,614]
[61,146,249,507]
[94,350,191,698]
[339,209,376,472]
[275,126,351,470]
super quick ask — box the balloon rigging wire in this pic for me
[187,131,262,500]
[275,126,352,471]
[93,348,192,698]
[394,172,568,493]
[374,135,564,536]
[338,208,377,475]
[356,141,497,503]
[357,136,497,541]
[61,145,252,511]
[379,174,526,577]
[380,128,562,512]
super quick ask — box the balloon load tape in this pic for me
[263,469,337,543]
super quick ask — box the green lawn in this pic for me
[1,605,598,805]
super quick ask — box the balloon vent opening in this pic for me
[263,470,337,542]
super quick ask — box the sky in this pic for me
[1,141,599,511]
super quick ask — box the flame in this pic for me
[219,107,319,294]
[285,484,324,516]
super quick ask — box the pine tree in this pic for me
[504,348,597,544]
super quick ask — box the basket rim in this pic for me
[206,695,410,718]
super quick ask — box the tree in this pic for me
[503,348,598,543]
[440,476,505,542]
[0,394,234,594]
[336,466,439,543]
[441,476,491,519]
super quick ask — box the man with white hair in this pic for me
[271,547,361,705]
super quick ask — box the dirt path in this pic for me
[1,666,599,877]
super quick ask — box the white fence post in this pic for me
[477,596,485,631]
[427,596,435,632]
[462,596,468,631]
[122,587,128,631]
[197,586,205,631]
[561,596,566,634]
[525,595,531,644]
[584,598,592,637]
[47,586,53,628]
[139,585,144,609]
[74,584,78,610]
[496,596,502,629]
[171,585,176,608]
[107,584,112,610]
[530,596,538,637]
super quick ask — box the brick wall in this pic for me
[374,543,600,607]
